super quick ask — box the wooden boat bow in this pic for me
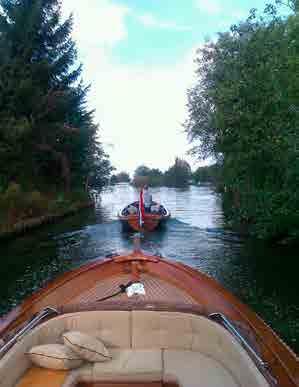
[0,250,298,386]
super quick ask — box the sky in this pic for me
[62,0,270,175]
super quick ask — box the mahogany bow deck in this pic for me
[0,250,298,386]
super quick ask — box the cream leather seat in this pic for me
[63,349,162,386]
[0,311,269,387]
[163,350,239,387]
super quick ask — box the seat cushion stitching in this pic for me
[130,311,132,349]
[190,316,195,351]
[162,348,165,382]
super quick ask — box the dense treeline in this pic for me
[133,165,164,187]
[192,165,220,185]
[132,158,192,188]
[0,0,113,226]
[164,158,192,187]
[185,1,299,241]
[112,161,217,188]
[110,172,131,184]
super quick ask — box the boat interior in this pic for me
[0,309,270,387]
[0,250,296,387]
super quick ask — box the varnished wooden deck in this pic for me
[68,273,196,307]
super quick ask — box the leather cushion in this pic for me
[63,331,112,362]
[27,344,83,370]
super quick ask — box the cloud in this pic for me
[62,0,130,48]
[62,0,198,173]
[84,49,198,174]
[195,0,221,15]
[137,12,192,31]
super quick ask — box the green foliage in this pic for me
[0,0,112,196]
[3,182,22,198]
[110,171,131,184]
[24,191,48,217]
[134,165,152,179]
[133,165,164,187]
[0,183,23,215]
[147,169,164,187]
[164,158,192,187]
[192,164,221,185]
[0,184,90,230]
[0,184,48,222]
[133,159,191,188]
[185,3,299,241]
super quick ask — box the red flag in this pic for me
[139,189,145,227]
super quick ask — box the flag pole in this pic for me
[139,187,145,228]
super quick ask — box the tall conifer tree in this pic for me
[0,0,112,191]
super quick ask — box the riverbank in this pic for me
[0,200,94,240]
[221,192,299,246]
[0,183,95,240]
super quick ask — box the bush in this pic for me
[4,182,21,198]
[24,191,49,217]
[2,182,23,210]
[0,182,90,231]
[0,183,25,223]
[0,185,50,221]
[69,190,89,203]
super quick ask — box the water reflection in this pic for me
[0,183,298,353]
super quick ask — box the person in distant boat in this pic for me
[127,204,137,214]
[143,185,152,212]
[151,203,160,213]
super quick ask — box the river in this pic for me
[0,183,298,353]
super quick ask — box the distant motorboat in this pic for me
[118,201,170,232]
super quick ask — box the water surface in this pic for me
[0,183,298,353]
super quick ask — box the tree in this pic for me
[164,158,191,187]
[185,3,299,240]
[147,168,164,186]
[117,172,131,183]
[193,165,220,185]
[110,171,130,184]
[133,165,152,179]
[133,165,164,186]
[0,0,112,192]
